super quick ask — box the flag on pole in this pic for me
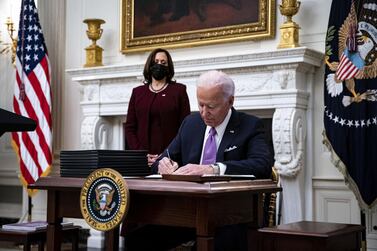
[324,0,377,209]
[11,0,52,192]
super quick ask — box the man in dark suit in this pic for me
[125,70,272,251]
[150,70,271,251]
[153,70,272,179]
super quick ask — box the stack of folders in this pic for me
[60,150,150,178]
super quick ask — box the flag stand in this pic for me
[27,196,32,222]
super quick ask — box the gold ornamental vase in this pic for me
[83,18,105,67]
[278,0,301,49]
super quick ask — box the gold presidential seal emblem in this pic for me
[80,168,129,231]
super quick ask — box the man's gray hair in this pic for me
[197,70,235,98]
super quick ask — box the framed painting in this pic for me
[121,0,276,53]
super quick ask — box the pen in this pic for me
[166,149,173,165]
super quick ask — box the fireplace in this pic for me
[68,47,323,224]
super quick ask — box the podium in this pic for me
[0,108,37,137]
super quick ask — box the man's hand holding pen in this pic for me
[158,157,179,174]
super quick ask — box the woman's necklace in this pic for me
[149,82,168,93]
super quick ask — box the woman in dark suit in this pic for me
[125,48,191,166]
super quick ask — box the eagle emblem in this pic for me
[325,1,377,107]
[94,183,116,216]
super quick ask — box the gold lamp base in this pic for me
[278,21,300,49]
[84,45,104,67]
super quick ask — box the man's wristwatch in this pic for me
[210,163,220,175]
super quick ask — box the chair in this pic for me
[249,167,281,250]
[262,167,281,227]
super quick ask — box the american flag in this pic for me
[11,0,52,189]
[336,49,364,81]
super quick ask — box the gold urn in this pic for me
[278,0,301,49]
[83,18,105,67]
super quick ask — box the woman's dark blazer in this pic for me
[125,82,190,153]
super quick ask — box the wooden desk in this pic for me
[30,177,280,251]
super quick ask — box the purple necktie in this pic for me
[201,127,217,165]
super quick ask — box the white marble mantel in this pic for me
[67,47,324,227]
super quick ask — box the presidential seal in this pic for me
[80,168,129,231]
[325,1,377,107]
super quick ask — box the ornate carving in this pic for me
[272,108,306,177]
[81,116,97,149]
[94,118,113,149]
[273,70,292,89]
[81,116,113,149]
[82,83,100,102]
[101,84,134,102]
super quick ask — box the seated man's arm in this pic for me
[222,119,273,179]
[151,118,187,174]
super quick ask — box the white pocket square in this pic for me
[224,146,237,152]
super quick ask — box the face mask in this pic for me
[150,64,169,80]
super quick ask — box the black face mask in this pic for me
[150,64,169,81]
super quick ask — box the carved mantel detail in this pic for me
[273,108,306,177]
[81,116,113,150]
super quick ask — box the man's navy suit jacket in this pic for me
[152,108,272,179]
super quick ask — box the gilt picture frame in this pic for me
[121,0,276,53]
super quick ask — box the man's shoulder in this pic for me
[181,112,203,127]
[179,113,205,138]
[184,112,201,121]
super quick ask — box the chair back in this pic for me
[267,167,280,227]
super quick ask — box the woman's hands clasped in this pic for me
[147,154,159,167]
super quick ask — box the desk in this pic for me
[30,177,280,251]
